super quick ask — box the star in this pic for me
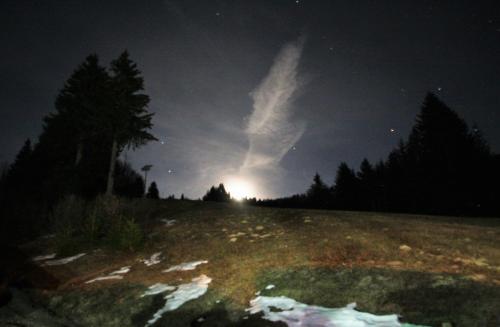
[292,146,297,150]
[390,128,396,133]
[215,12,221,16]
[168,169,173,174]
[437,87,442,91]
[160,140,165,145]
[295,0,299,4]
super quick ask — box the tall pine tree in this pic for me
[333,162,358,209]
[306,173,331,208]
[105,51,157,195]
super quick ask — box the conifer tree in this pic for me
[306,173,331,208]
[104,51,157,195]
[357,158,375,210]
[202,183,230,202]
[333,162,358,209]
[146,181,160,199]
[51,54,110,167]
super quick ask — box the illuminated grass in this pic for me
[31,200,500,326]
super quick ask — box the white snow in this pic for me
[141,252,162,266]
[145,275,212,326]
[85,275,124,284]
[265,284,275,290]
[109,266,131,275]
[141,283,176,297]
[160,219,176,226]
[85,266,131,284]
[41,253,86,266]
[247,296,426,327]
[32,253,56,261]
[163,260,208,272]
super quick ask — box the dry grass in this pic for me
[23,200,500,325]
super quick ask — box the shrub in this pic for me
[51,194,144,252]
[107,215,143,251]
[50,195,87,254]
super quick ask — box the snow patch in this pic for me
[85,266,131,284]
[141,283,176,297]
[247,296,427,327]
[141,252,162,266]
[85,275,123,284]
[32,253,56,261]
[145,274,212,327]
[163,260,208,272]
[109,266,131,275]
[160,219,176,226]
[265,284,275,290]
[41,253,86,266]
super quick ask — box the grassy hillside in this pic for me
[2,200,499,326]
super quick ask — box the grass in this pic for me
[18,200,500,326]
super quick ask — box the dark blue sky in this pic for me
[1,0,499,198]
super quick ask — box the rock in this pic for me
[399,245,412,252]
[255,226,264,231]
[229,238,237,242]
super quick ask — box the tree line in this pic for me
[255,93,500,216]
[0,51,157,240]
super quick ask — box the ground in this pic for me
[1,201,499,326]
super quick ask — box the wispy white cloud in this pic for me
[241,37,306,172]
[130,37,306,199]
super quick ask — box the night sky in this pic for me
[1,0,499,199]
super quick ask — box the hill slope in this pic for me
[2,201,499,326]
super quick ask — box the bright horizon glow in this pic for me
[225,177,256,201]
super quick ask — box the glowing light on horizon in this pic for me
[225,177,256,200]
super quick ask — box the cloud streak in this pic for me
[241,37,306,172]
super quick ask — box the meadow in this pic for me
[3,199,500,326]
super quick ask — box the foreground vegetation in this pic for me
[2,199,499,326]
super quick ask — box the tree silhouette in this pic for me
[333,162,358,209]
[357,158,376,210]
[202,183,231,202]
[403,92,490,213]
[37,54,112,199]
[104,51,157,195]
[146,181,160,199]
[52,54,110,167]
[305,173,331,208]
[114,161,145,198]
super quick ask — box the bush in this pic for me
[107,215,143,251]
[50,195,145,252]
[50,195,87,254]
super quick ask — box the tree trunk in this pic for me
[105,138,118,196]
[75,141,83,166]
[143,171,148,198]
